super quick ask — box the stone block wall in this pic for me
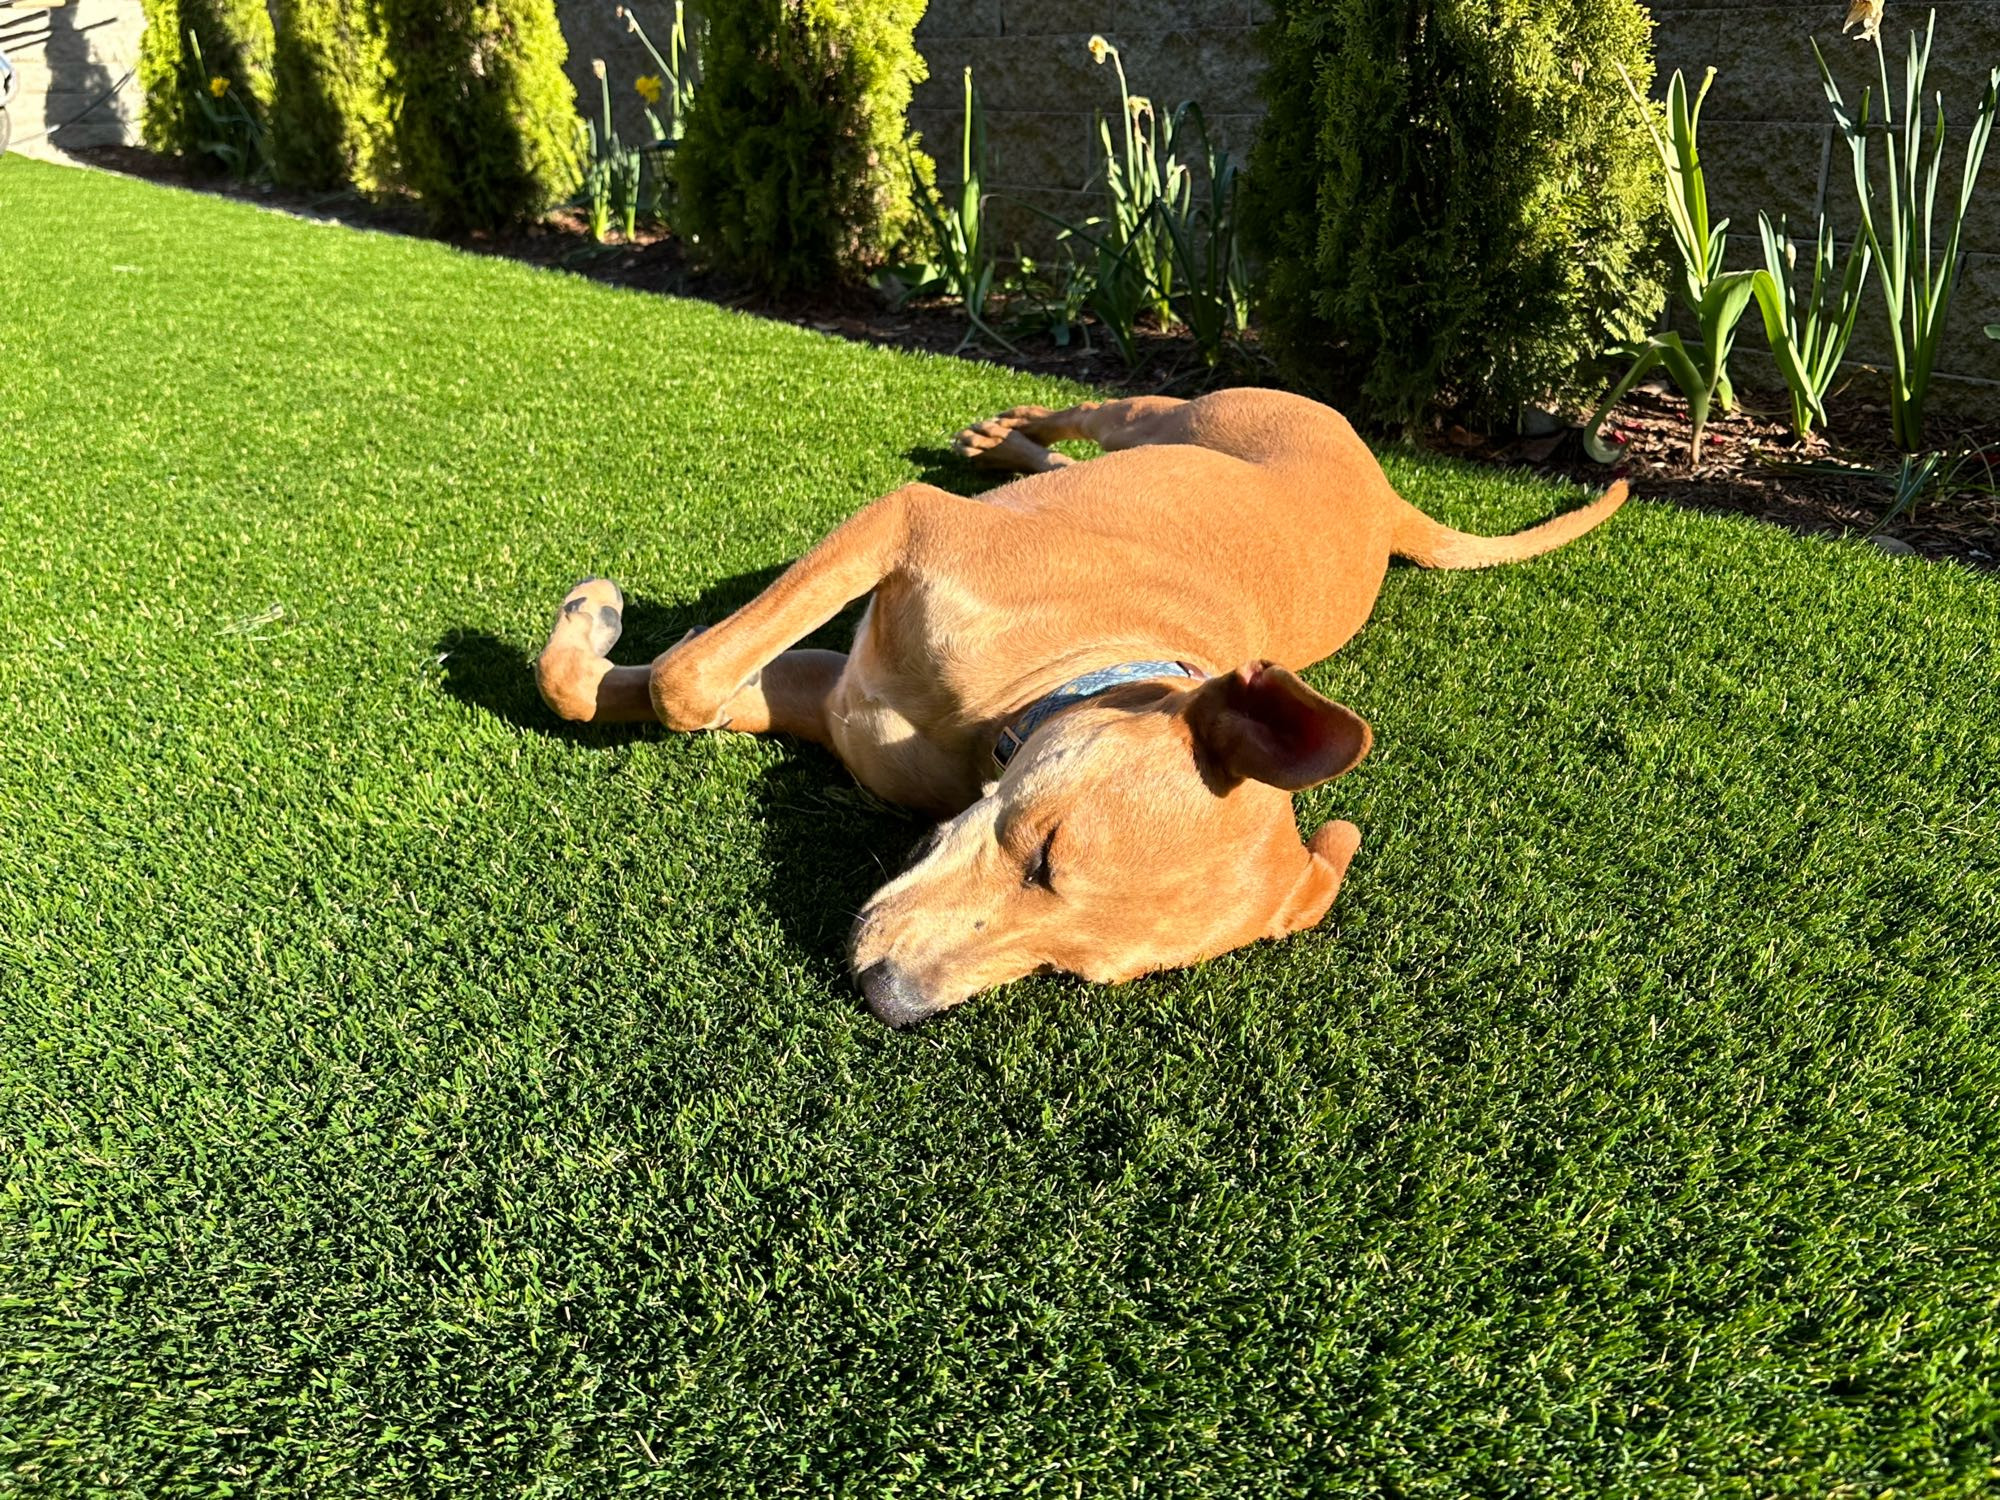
[1650,0,2000,390]
[2,0,144,157]
[909,0,1269,255]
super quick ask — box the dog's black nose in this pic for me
[858,960,937,1029]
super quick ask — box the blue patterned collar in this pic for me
[992,660,1201,771]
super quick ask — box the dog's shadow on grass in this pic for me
[436,565,782,744]
[436,567,923,975]
[902,444,1015,498]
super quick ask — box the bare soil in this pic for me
[1437,383,1999,568]
[73,143,2000,569]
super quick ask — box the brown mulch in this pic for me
[68,144,2000,570]
[1434,383,2000,568]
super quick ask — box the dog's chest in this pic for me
[823,591,993,813]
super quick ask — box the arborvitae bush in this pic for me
[1248,0,1666,427]
[137,0,276,161]
[137,0,189,153]
[674,0,932,292]
[374,0,581,231]
[267,0,397,192]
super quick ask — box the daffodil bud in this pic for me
[1843,0,1886,44]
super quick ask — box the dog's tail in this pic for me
[1389,479,1629,570]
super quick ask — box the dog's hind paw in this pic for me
[952,410,1069,473]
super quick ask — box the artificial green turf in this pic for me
[3,155,1999,1497]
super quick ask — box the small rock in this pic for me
[1868,534,1919,556]
[1518,405,1566,437]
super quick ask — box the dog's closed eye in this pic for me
[1023,829,1058,891]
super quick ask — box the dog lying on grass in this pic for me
[537,388,1626,1026]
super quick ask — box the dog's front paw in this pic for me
[650,642,735,732]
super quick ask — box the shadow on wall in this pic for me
[42,2,132,150]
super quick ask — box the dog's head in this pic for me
[849,662,1370,1026]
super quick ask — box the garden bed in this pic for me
[73,140,2000,569]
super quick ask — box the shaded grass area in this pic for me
[2,157,1998,1496]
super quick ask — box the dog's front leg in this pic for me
[652,648,847,744]
[649,483,983,739]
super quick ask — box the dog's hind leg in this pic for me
[953,398,1185,461]
[536,578,659,723]
[964,391,1355,469]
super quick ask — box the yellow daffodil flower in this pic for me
[208,75,230,98]
[1843,0,1885,42]
[1088,35,1109,65]
[635,74,663,105]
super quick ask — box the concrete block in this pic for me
[1696,119,1998,263]
[1941,251,2000,384]
[918,0,1003,40]
[912,36,1106,115]
[1654,3,1999,128]
[1119,28,1267,116]
[1002,1,1116,38]
[917,106,1096,193]
[1118,0,1270,31]
[1699,121,1836,234]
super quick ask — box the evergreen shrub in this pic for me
[1247,0,1667,426]
[374,0,582,231]
[266,0,397,192]
[673,0,931,292]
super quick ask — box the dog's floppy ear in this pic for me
[1186,661,1371,791]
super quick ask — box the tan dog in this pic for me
[536,388,1626,1025]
